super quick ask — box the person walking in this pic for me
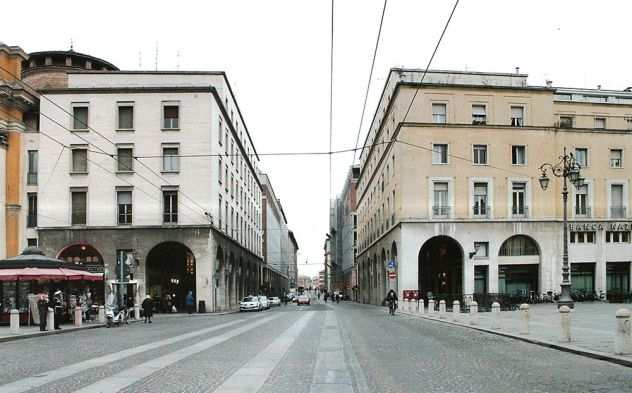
[185,290,195,314]
[37,291,48,331]
[142,295,154,323]
[386,289,398,316]
[52,290,63,330]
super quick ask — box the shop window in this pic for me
[606,231,631,243]
[498,264,539,295]
[474,266,488,294]
[607,262,630,295]
[571,263,595,293]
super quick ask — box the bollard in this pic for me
[491,302,501,329]
[614,308,632,355]
[428,299,435,315]
[519,303,529,335]
[10,309,20,334]
[419,299,425,315]
[98,305,105,323]
[74,307,82,327]
[47,307,55,331]
[559,305,571,342]
[452,300,460,322]
[439,300,446,319]
[469,301,478,325]
[134,304,141,320]
[405,299,411,313]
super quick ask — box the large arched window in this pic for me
[499,235,539,256]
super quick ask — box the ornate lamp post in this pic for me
[538,147,583,309]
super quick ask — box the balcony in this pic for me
[575,206,591,217]
[610,206,627,219]
[433,205,451,217]
[472,204,492,218]
[511,206,529,218]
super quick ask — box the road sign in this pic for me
[388,272,397,279]
[387,260,396,269]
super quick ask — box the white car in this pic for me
[240,296,261,312]
[269,297,281,306]
[258,295,270,310]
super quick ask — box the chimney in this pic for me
[515,67,520,74]
[597,84,602,90]
[546,80,553,88]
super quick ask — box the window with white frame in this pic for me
[219,195,222,229]
[473,182,488,216]
[606,231,631,243]
[218,157,223,183]
[71,146,88,173]
[575,148,588,168]
[474,241,489,258]
[432,103,447,124]
[511,145,526,165]
[512,182,527,216]
[116,146,134,172]
[473,144,488,165]
[571,231,596,244]
[117,102,134,130]
[163,189,178,224]
[219,117,224,145]
[575,184,589,216]
[162,145,179,172]
[594,117,606,129]
[432,143,448,164]
[162,103,180,129]
[71,189,87,225]
[117,190,132,225]
[72,103,89,130]
[511,106,524,127]
[610,149,623,168]
[27,150,38,185]
[626,117,632,130]
[610,184,625,218]
[433,182,449,216]
[472,105,487,125]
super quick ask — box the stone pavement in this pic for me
[0,321,104,342]
[400,301,632,365]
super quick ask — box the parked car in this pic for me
[258,295,270,310]
[269,297,281,307]
[297,295,311,306]
[240,296,261,312]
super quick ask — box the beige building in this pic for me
[356,69,632,306]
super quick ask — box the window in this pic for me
[610,184,625,218]
[225,132,229,155]
[117,103,134,130]
[433,182,449,216]
[224,166,228,191]
[218,118,224,145]
[117,147,133,172]
[499,235,538,256]
[27,193,37,228]
[163,190,178,223]
[225,202,229,232]
[162,145,179,173]
[512,145,526,165]
[71,147,88,173]
[474,241,489,258]
[575,184,589,216]
[117,190,132,225]
[432,103,447,124]
[72,104,89,130]
[594,117,606,129]
[512,182,527,216]
[71,190,87,225]
[570,232,596,244]
[432,143,448,164]
[27,238,38,247]
[511,106,524,127]
[626,118,632,131]
[474,266,488,294]
[231,141,234,164]
[162,103,179,129]
[27,150,38,185]
[472,105,487,125]
[473,182,488,216]
[573,148,587,168]
[473,144,488,165]
[606,231,631,243]
[219,195,222,229]
[559,116,573,128]
[610,149,623,168]
[218,157,223,183]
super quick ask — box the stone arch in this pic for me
[146,241,196,312]
[418,236,464,301]
[497,235,541,295]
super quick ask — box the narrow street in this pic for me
[1,301,631,393]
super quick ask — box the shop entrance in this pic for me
[418,236,463,299]
[146,242,195,313]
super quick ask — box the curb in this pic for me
[399,311,632,368]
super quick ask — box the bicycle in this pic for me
[388,299,397,316]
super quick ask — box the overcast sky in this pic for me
[3,0,632,278]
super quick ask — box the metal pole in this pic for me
[558,150,574,309]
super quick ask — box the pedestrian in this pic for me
[336,293,340,304]
[324,292,328,303]
[52,290,63,330]
[37,291,48,331]
[142,295,154,323]
[317,292,321,300]
[185,290,195,314]
[164,294,172,313]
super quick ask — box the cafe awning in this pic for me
[0,247,103,282]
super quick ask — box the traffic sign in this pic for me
[387,260,396,269]
[388,272,397,279]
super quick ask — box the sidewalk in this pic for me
[399,302,632,367]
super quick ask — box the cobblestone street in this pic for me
[1,301,632,393]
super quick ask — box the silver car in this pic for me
[240,296,261,312]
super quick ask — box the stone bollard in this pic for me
[405,299,411,313]
[453,300,460,322]
[519,303,529,335]
[74,307,82,327]
[439,300,446,319]
[47,307,55,330]
[491,302,501,329]
[10,309,20,334]
[559,305,571,342]
[418,299,425,315]
[469,301,478,325]
[428,299,435,315]
[98,306,105,323]
[614,308,632,355]
[134,304,141,320]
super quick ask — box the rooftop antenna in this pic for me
[70,38,74,51]
[154,41,159,71]
[176,49,181,71]
[138,51,142,69]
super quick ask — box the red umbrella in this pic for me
[0,267,103,281]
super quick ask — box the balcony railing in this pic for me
[511,205,529,217]
[472,204,491,218]
[432,205,451,217]
[575,206,591,217]
[610,158,622,168]
[611,206,627,218]
[27,173,38,186]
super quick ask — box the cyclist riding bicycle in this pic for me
[386,289,398,315]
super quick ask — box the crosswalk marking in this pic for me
[0,318,245,393]
[212,311,315,393]
[73,314,281,393]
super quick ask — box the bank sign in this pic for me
[569,222,632,232]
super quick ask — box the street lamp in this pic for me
[538,147,582,309]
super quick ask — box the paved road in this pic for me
[1,301,631,393]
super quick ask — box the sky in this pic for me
[3,0,632,278]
